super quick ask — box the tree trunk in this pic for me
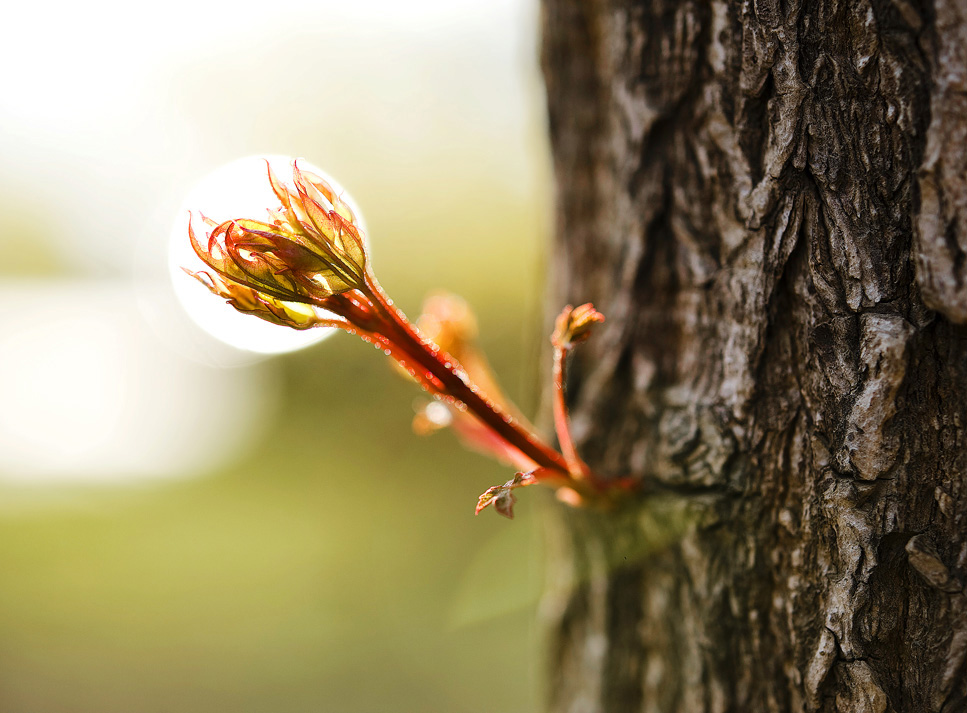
[539,1,967,711]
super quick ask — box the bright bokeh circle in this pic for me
[168,155,366,354]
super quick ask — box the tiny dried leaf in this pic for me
[474,471,539,519]
[475,485,517,519]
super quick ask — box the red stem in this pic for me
[361,277,571,475]
[552,345,590,478]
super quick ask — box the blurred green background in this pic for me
[0,1,553,711]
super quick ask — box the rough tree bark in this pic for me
[539,1,967,711]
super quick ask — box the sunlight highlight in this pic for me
[169,155,367,354]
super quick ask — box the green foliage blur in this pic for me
[0,194,549,713]
[0,329,546,713]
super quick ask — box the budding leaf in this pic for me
[186,159,373,324]
[186,269,324,330]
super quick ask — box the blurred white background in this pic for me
[0,0,549,483]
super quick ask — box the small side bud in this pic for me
[416,292,479,353]
[552,303,605,349]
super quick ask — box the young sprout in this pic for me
[181,156,628,517]
[170,156,358,354]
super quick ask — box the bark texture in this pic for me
[539,1,967,711]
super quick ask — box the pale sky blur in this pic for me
[0,0,549,482]
[0,0,543,274]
